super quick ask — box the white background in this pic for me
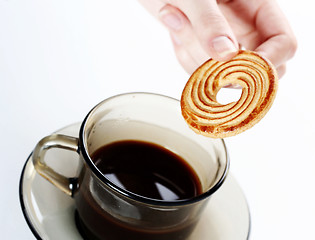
[1,0,314,239]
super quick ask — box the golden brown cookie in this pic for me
[181,50,278,138]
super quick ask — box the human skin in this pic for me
[138,0,297,78]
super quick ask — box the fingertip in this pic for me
[159,7,183,31]
[159,4,189,32]
[210,36,239,61]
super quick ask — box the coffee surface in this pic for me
[91,140,202,200]
[75,140,203,240]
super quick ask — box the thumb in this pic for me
[181,0,239,61]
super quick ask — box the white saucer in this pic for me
[19,123,251,240]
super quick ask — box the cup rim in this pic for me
[79,92,230,206]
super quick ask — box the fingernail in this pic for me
[212,36,238,60]
[160,11,182,31]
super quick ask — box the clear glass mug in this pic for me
[32,93,229,240]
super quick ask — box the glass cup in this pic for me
[32,92,229,240]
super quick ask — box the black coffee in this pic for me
[75,140,202,240]
[92,140,202,200]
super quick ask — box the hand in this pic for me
[138,0,297,78]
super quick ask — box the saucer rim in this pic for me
[19,122,251,240]
[19,153,252,240]
[19,153,42,240]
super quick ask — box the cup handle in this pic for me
[32,134,80,197]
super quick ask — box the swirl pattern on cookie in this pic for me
[181,50,278,138]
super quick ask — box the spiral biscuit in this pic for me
[181,50,278,138]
